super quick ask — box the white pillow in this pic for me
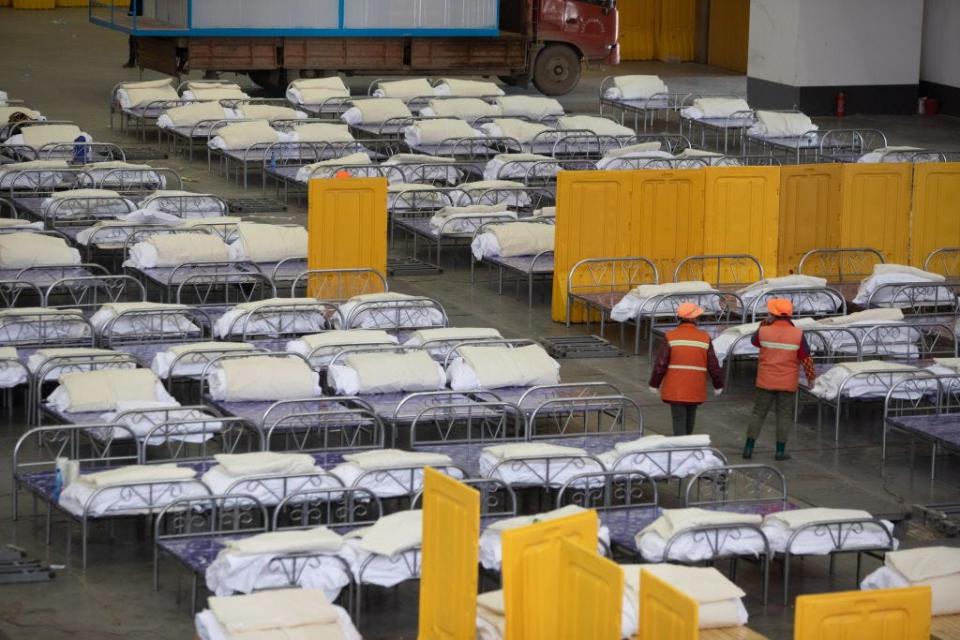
[229,223,307,262]
[208,356,321,402]
[374,78,437,100]
[494,96,565,120]
[437,78,504,97]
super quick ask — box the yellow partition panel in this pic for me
[418,469,480,640]
[620,0,658,61]
[633,169,706,279]
[501,510,598,640]
[656,0,697,62]
[638,568,698,640]
[778,164,842,274]
[307,176,387,298]
[552,171,639,322]
[704,166,781,276]
[556,540,623,640]
[911,162,960,267]
[839,164,912,265]
[708,0,750,73]
[794,586,931,640]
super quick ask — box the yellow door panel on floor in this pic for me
[553,171,638,322]
[501,510,598,640]
[638,568,699,640]
[418,469,479,640]
[794,586,931,640]
[704,166,780,277]
[634,169,706,279]
[778,165,843,274]
[557,540,622,640]
[911,162,960,268]
[840,164,912,265]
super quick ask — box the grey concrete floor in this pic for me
[1,8,959,640]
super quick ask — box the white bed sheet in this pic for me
[205,548,350,601]
[58,478,207,517]
[809,365,932,400]
[334,298,445,330]
[196,605,360,640]
[610,290,721,323]
[478,451,604,487]
[636,527,768,563]
[344,541,419,588]
[763,518,896,555]
[597,448,725,479]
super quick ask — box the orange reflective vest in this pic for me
[661,323,712,404]
[756,321,804,392]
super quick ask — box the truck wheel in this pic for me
[532,44,581,96]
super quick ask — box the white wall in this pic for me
[921,0,960,88]
[749,0,923,87]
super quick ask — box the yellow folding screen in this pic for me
[707,0,750,73]
[704,166,780,276]
[556,540,623,640]
[633,168,706,281]
[552,171,638,322]
[794,586,931,640]
[418,469,480,640]
[839,164,912,265]
[910,162,960,267]
[777,164,843,274]
[501,510,598,640]
[656,0,697,62]
[638,568,698,640]
[619,0,658,61]
[307,176,388,298]
[619,0,696,62]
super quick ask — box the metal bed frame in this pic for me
[640,290,744,357]
[598,76,685,131]
[797,247,886,302]
[817,129,889,163]
[565,255,661,334]
[883,373,960,479]
[336,294,448,333]
[470,218,555,307]
[289,267,387,302]
[677,94,756,155]
[924,247,960,280]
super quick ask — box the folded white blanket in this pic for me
[689,97,751,119]
[628,281,715,298]
[118,79,179,108]
[126,234,231,269]
[635,564,749,629]
[495,96,565,121]
[213,451,317,477]
[739,275,827,294]
[480,118,552,144]
[405,118,480,147]
[874,263,945,282]
[208,356,321,402]
[90,301,199,337]
[374,78,436,100]
[49,368,169,413]
[349,509,422,556]
[341,99,412,126]
[557,115,633,137]
[208,587,340,634]
[159,101,233,128]
[837,361,917,375]
[184,81,248,102]
[212,120,279,150]
[447,344,560,391]
[487,504,589,532]
[19,124,88,148]
[606,75,668,101]
[293,122,355,144]
[78,463,195,488]
[640,508,762,542]
[861,546,960,615]
[288,77,350,106]
[487,222,554,258]
[430,204,517,234]
[421,98,501,121]
[614,434,711,454]
[0,232,81,268]
[853,265,951,307]
[751,111,817,137]
[230,222,307,262]
[437,78,504,97]
[224,527,343,556]
[341,449,452,470]
[764,507,872,529]
[482,442,586,460]
[328,350,446,395]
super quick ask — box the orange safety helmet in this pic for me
[767,298,794,318]
[334,170,352,179]
[677,302,705,320]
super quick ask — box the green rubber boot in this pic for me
[742,438,755,460]
[775,441,791,461]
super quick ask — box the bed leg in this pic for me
[828,553,835,574]
[191,574,199,615]
[153,549,160,591]
[783,554,791,607]
[45,501,52,546]
[855,552,862,583]
[81,519,88,572]
[931,443,938,480]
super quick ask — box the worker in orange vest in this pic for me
[648,303,724,436]
[743,298,817,461]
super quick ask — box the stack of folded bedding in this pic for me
[387,183,448,210]
[680,97,752,121]
[0,159,70,189]
[533,206,556,218]
[447,344,560,392]
[373,78,440,100]
[419,97,502,121]
[483,152,558,181]
[0,218,41,230]
[286,77,350,106]
[853,263,953,307]
[762,508,897,554]
[46,368,177,414]
[494,96,565,121]
[58,463,203,517]
[342,509,423,586]
[712,317,818,365]
[196,588,361,640]
[402,327,502,359]
[235,104,307,122]
[602,75,669,101]
[340,99,413,127]
[151,341,258,379]
[478,505,610,571]
[597,434,724,477]
[925,357,960,377]
[479,442,602,485]
[382,152,461,184]
[435,78,505,98]
[430,203,517,235]
[595,142,672,170]
[0,232,81,268]
[124,233,231,269]
[291,122,355,144]
[0,105,44,123]
[635,508,766,562]
[115,79,179,110]
[296,151,373,182]
[404,118,482,148]
[330,449,461,497]
[182,81,249,102]
[286,330,399,367]
[40,188,135,217]
[610,281,719,323]
[556,115,633,138]
[208,120,284,151]
[156,101,236,129]
[205,527,349,601]
[201,452,334,503]
[478,118,553,145]
[334,292,446,330]
[5,124,91,149]
[449,180,531,207]
[629,565,749,631]
[809,360,927,399]
[227,222,307,263]
[861,546,960,615]
[813,308,909,356]
[206,355,323,402]
[747,111,817,139]
[0,307,87,343]
[214,297,329,339]
[471,220,554,260]
[327,350,447,396]
[0,347,26,388]
[90,301,201,337]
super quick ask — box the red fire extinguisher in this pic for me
[836,92,846,118]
